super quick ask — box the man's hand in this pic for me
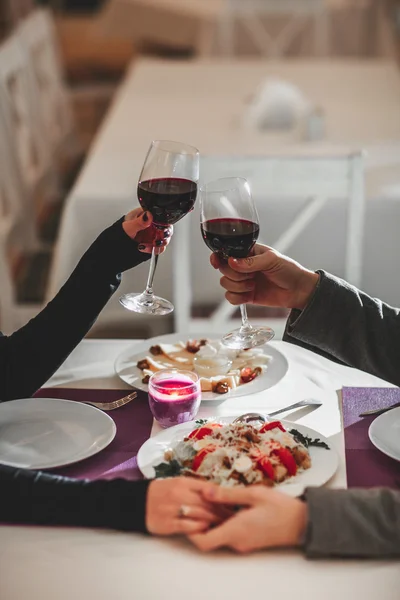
[211,244,319,311]
[189,485,307,553]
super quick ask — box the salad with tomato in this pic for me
[154,420,312,486]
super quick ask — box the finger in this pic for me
[175,519,210,535]
[188,520,238,552]
[124,207,143,221]
[218,262,255,282]
[202,484,258,506]
[123,211,153,238]
[228,247,280,274]
[138,244,167,255]
[225,291,254,306]
[210,253,222,269]
[180,506,223,524]
[220,276,255,294]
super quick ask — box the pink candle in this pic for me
[148,369,201,428]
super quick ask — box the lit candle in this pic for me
[148,369,201,428]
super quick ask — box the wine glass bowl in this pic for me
[119,140,199,315]
[200,177,275,350]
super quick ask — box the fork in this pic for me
[83,391,137,411]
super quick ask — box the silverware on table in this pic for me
[359,403,400,418]
[83,391,137,411]
[233,399,322,425]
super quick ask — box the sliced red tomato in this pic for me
[259,421,286,434]
[251,449,275,480]
[192,445,217,471]
[273,446,297,476]
[188,423,222,441]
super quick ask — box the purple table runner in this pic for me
[342,387,400,488]
[35,388,153,481]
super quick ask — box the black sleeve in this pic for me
[0,464,150,533]
[283,270,400,386]
[0,218,150,401]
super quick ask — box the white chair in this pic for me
[0,126,44,333]
[173,152,365,335]
[219,0,329,58]
[17,8,77,161]
[0,32,48,249]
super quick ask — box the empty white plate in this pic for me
[369,406,400,462]
[0,397,116,470]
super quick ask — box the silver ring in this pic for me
[178,505,191,519]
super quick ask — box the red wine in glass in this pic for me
[138,177,197,227]
[119,140,199,316]
[201,217,259,259]
[199,177,274,350]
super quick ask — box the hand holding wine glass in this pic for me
[120,140,199,315]
[200,177,274,350]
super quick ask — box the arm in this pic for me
[0,217,149,401]
[304,487,400,558]
[0,464,220,536]
[0,464,149,532]
[284,270,400,386]
[189,484,400,559]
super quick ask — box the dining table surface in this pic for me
[1,337,399,600]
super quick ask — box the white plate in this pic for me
[114,332,288,401]
[0,397,116,470]
[137,416,338,497]
[369,406,400,462]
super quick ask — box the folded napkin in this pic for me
[342,387,400,489]
[243,78,310,131]
[35,388,153,481]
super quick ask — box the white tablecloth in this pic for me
[0,339,399,600]
[48,59,400,336]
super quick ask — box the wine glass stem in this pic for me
[143,249,159,300]
[240,304,252,333]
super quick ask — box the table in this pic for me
[48,58,400,336]
[1,339,399,600]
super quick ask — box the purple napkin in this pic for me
[35,388,153,481]
[342,387,400,488]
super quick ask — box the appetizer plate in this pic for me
[114,332,288,401]
[369,406,400,462]
[137,416,338,497]
[0,397,116,469]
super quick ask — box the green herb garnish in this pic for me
[289,428,330,450]
[194,419,208,428]
[154,460,182,478]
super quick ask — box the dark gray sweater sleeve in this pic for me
[304,487,400,558]
[283,270,400,387]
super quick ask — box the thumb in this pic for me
[202,485,256,507]
[122,210,153,239]
[228,248,279,274]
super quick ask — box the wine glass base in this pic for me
[119,293,174,316]
[222,326,275,350]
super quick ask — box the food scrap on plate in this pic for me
[136,338,272,394]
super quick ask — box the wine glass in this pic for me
[200,177,275,349]
[119,140,199,315]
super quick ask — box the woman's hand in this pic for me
[123,209,173,255]
[211,244,319,311]
[146,478,227,536]
[189,485,307,553]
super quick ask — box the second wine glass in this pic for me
[119,140,199,315]
[200,177,275,350]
